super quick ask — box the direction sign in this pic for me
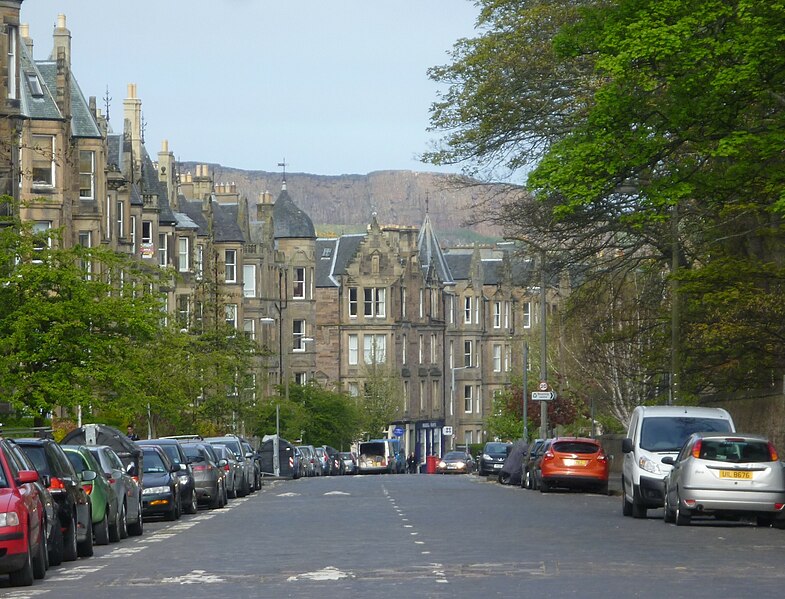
[531,391,556,401]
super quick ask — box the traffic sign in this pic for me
[442,426,453,436]
[538,381,549,391]
[531,391,556,401]
[392,426,405,437]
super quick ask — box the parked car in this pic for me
[212,445,239,498]
[5,440,57,566]
[296,445,318,477]
[436,451,475,474]
[181,442,225,509]
[292,446,305,479]
[0,437,48,585]
[198,442,229,505]
[16,438,93,561]
[138,439,197,515]
[140,446,181,521]
[338,452,357,475]
[314,447,331,476]
[205,436,253,495]
[529,439,554,491]
[621,405,735,518]
[521,439,545,489]
[537,437,610,494]
[86,445,143,536]
[663,433,785,526]
[62,445,121,545]
[323,446,341,476]
[240,439,262,490]
[478,442,511,476]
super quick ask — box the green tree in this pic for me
[359,363,403,439]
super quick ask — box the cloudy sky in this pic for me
[21,1,480,176]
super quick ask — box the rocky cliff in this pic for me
[181,163,502,243]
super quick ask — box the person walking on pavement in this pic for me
[126,425,139,441]
[407,452,416,474]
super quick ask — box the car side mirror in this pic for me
[661,456,676,465]
[17,470,39,484]
[179,463,188,471]
[245,452,254,459]
[621,438,633,453]
[81,470,98,482]
[170,464,181,473]
[218,459,227,467]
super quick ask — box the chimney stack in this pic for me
[123,83,142,176]
[51,14,71,67]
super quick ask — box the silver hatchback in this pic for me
[663,432,785,526]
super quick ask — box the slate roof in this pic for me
[33,60,101,138]
[177,198,209,236]
[315,234,364,288]
[417,212,453,285]
[18,44,61,121]
[445,254,473,281]
[273,188,315,239]
[141,147,177,226]
[174,212,199,231]
[213,201,245,243]
[481,259,503,286]
[106,134,123,171]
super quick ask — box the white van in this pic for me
[621,405,735,518]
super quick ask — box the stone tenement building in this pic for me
[1,7,559,460]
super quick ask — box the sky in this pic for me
[20,1,481,176]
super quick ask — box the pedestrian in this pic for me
[407,452,416,474]
[126,425,139,441]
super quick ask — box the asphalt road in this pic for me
[5,473,785,598]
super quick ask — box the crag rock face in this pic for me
[181,163,502,243]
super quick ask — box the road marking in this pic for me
[323,491,351,496]
[278,492,301,497]
[161,569,225,584]
[100,546,145,558]
[287,567,352,582]
[3,590,51,597]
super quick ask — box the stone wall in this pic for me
[701,389,785,449]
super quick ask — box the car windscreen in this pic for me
[699,439,774,463]
[485,443,509,454]
[553,441,599,454]
[444,452,466,459]
[640,417,733,452]
[143,451,167,473]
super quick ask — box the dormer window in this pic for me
[25,72,43,98]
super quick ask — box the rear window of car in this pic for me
[64,450,88,473]
[553,441,599,454]
[699,439,774,463]
[19,445,50,476]
[182,445,205,462]
[213,440,242,457]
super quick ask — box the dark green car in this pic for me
[62,445,120,546]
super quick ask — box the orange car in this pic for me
[539,437,610,495]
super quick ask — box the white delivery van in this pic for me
[621,405,735,518]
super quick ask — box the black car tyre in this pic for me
[48,518,64,566]
[211,485,222,509]
[621,478,633,517]
[109,503,123,543]
[127,502,144,537]
[9,532,34,587]
[631,484,648,519]
[32,526,47,580]
[165,499,178,521]
[675,503,691,526]
[663,494,675,523]
[185,489,198,515]
[94,510,110,545]
[118,503,128,540]
[539,480,550,493]
[63,514,78,562]
[77,509,94,558]
[498,472,511,485]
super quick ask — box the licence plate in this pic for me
[720,470,753,480]
[493,463,502,468]
[563,459,588,467]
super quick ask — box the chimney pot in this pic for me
[57,14,67,29]
[20,23,29,38]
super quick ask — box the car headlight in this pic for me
[638,455,663,475]
[143,486,170,495]
[482,454,492,461]
[438,461,446,468]
[0,512,20,527]
[455,461,465,468]
[179,475,190,485]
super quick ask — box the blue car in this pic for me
[140,446,181,521]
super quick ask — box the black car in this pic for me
[140,446,182,521]
[477,442,512,476]
[323,446,341,476]
[138,439,197,515]
[521,439,546,489]
[16,438,94,563]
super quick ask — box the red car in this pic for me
[539,437,610,495]
[0,438,48,586]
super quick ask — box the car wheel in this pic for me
[165,498,178,521]
[621,478,633,517]
[127,501,144,537]
[674,491,691,526]
[94,510,110,545]
[118,503,128,539]
[498,472,511,485]
[597,482,609,496]
[631,484,648,519]
[63,514,79,562]
[186,489,198,514]
[108,504,123,543]
[663,493,675,523]
[77,510,94,558]
[32,525,47,580]
[48,518,64,566]
[211,485,222,509]
[539,480,550,493]
[8,531,34,587]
